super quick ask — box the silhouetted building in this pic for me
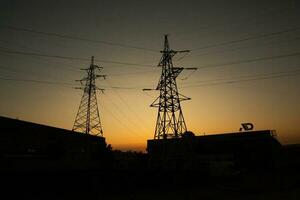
[147,130,282,175]
[0,116,110,171]
[282,144,300,169]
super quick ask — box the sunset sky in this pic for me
[0,0,299,151]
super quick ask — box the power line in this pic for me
[0,48,160,78]
[0,64,67,82]
[101,90,146,135]
[196,52,300,70]
[0,51,80,78]
[177,4,295,40]
[107,69,159,76]
[0,61,157,80]
[179,68,198,80]
[0,25,159,53]
[0,48,156,68]
[182,69,300,85]
[100,94,146,137]
[0,65,26,74]
[1,68,300,90]
[0,76,150,90]
[191,36,300,58]
[0,52,78,73]
[181,71,300,88]
[0,48,88,62]
[98,101,139,137]
[104,79,150,132]
[0,76,77,87]
[0,39,84,71]
[191,27,300,51]
[0,63,154,89]
[109,86,148,90]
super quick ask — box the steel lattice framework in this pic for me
[72,56,105,136]
[151,35,190,139]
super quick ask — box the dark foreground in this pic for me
[1,117,299,199]
[1,167,300,200]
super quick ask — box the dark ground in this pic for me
[1,144,300,199]
[1,167,300,200]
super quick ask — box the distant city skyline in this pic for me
[0,0,299,151]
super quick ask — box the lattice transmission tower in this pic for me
[150,35,191,139]
[72,56,106,136]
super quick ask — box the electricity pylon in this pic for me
[72,56,106,136]
[150,35,191,139]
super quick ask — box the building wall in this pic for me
[147,130,283,174]
[0,116,110,171]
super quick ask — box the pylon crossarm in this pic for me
[96,87,105,93]
[96,74,106,79]
[178,93,191,101]
[150,96,160,107]
[172,67,184,76]
[95,66,103,70]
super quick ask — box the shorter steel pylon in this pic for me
[72,56,106,136]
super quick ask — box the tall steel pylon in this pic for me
[150,35,191,139]
[72,56,106,136]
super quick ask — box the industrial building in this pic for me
[147,130,283,175]
[0,116,110,171]
[0,115,284,176]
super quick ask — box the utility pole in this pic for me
[150,35,191,139]
[72,56,106,136]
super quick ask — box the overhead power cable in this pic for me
[0,76,150,90]
[1,69,300,89]
[0,48,88,62]
[0,77,77,87]
[0,38,85,70]
[0,64,73,82]
[107,70,159,76]
[178,4,295,40]
[197,52,300,69]
[191,27,300,51]
[104,79,150,132]
[0,25,159,53]
[0,48,156,68]
[182,69,300,85]
[98,101,140,137]
[191,36,300,58]
[180,71,300,88]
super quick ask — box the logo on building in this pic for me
[239,123,254,131]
